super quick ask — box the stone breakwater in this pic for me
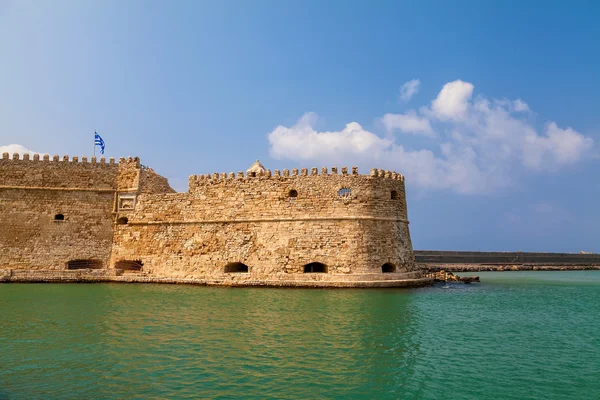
[414,250,600,265]
[420,264,600,272]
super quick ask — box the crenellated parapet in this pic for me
[0,153,173,195]
[169,163,411,227]
[118,156,141,167]
[0,153,148,168]
[188,166,405,191]
[1,152,119,165]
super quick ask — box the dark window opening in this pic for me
[304,262,327,273]
[224,262,249,273]
[115,259,143,271]
[54,214,65,221]
[66,259,103,270]
[382,263,396,273]
[117,217,129,225]
[391,190,398,200]
[289,189,298,198]
[337,187,351,198]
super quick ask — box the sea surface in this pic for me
[1,271,599,399]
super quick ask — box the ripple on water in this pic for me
[0,273,599,399]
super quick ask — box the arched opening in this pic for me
[289,189,298,198]
[391,190,398,200]
[304,262,327,273]
[224,262,249,273]
[382,263,396,273]
[54,214,65,221]
[117,217,129,225]
[66,259,102,270]
[115,259,143,272]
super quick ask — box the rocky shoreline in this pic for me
[422,269,480,283]
[420,264,600,283]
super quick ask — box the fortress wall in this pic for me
[114,156,175,194]
[0,155,174,270]
[111,220,371,278]
[0,189,115,269]
[111,168,416,279]
[145,168,407,221]
[139,168,176,194]
[0,154,119,269]
[116,157,141,191]
[0,154,418,284]
[0,153,118,189]
[362,219,414,271]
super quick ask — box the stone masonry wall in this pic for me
[0,154,173,270]
[0,154,119,269]
[139,167,176,194]
[0,152,119,189]
[0,189,115,269]
[110,167,418,282]
[1,153,422,286]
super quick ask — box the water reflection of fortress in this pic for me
[0,154,430,287]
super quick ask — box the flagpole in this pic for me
[94,130,96,158]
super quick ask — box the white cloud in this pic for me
[399,79,420,102]
[0,144,46,157]
[538,123,593,167]
[513,99,530,112]
[431,80,474,121]
[381,110,435,137]
[268,112,392,164]
[267,80,594,195]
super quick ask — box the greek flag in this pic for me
[94,131,105,154]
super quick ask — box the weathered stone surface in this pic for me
[0,156,426,287]
[423,269,480,283]
[0,156,172,270]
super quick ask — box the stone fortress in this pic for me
[0,152,431,287]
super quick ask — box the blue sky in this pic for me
[1,0,599,252]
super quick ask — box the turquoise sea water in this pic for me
[1,271,599,399]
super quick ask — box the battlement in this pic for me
[188,166,404,191]
[0,152,172,194]
[0,152,144,166]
